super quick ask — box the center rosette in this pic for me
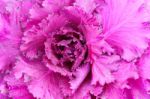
[44,26,88,75]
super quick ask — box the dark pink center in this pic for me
[50,30,88,71]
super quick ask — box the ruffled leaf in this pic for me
[113,62,139,89]
[42,0,73,13]
[4,74,34,99]
[70,63,90,91]
[91,55,119,85]
[138,49,150,80]
[138,49,150,93]
[74,0,96,13]
[101,0,150,61]
[14,57,47,79]
[100,84,127,99]
[14,57,66,99]
[0,7,21,71]
[28,72,64,99]
[127,79,150,99]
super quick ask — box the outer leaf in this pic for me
[28,72,64,99]
[4,74,34,99]
[101,0,150,61]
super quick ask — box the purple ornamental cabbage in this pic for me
[0,0,150,99]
